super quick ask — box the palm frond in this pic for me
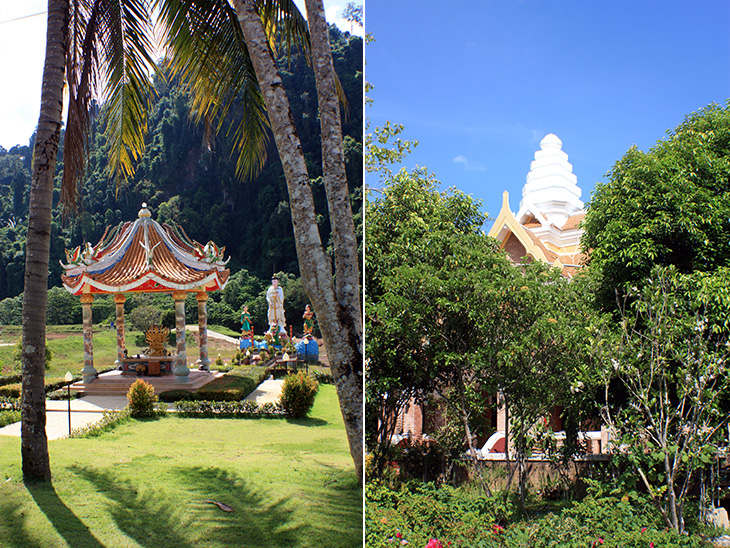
[155,0,270,180]
[99,0,158,186]
[62,0,157,212]
[255,0,310,60]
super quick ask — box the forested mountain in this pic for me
[0,25,362,302]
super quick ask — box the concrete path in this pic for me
[0,376,285,440]
[244,377,284,405]
[185,325,240,345]
[0,396,129,440]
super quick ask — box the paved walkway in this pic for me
[0,376,284,440]
[0,396,129,440]
[185,325,240,345]
[244,377,284,404]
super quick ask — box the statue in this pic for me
[264,322,288,346]
[266,276,286,334]
[240,305,252,337]
[302,304,314,336]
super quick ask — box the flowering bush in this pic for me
[366,479,708,548]
[279,371,319,418]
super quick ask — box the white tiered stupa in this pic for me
[488,133,586,277]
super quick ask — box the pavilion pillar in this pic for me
[173,291,189,383]
[80,293,97,383]
[114,293,126,367]
[195,292,211,371]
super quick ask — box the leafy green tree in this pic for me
[583,102,730,310]
[342,2,363,32]
[365,167,507,476]
[46,287,81,325]
[593,266,730,533]
[490,261,588,508]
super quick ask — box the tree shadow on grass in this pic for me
[69,464,303,548]
[0,486,45,548]
[284,417,329,427]
[26,481,107,548]
[294,461,363,547]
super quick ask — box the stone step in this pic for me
[70,370,221,396]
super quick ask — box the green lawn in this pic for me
[0,385,362,548]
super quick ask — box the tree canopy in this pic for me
[582,102,730,310]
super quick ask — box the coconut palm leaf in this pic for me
[155,0,271,181]
[63,0,158,211]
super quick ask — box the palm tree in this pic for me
[22,0,157,481]
[21,0,69,482]
[302,0,363,480]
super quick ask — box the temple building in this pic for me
[389,134,607,458]
[488,133,586,277]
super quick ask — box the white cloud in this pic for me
[452,155,487,172]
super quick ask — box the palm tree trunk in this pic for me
[304,0,363,479]
[232,0,363,480]
[21,0,69,482]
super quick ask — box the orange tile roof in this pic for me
[61,211,230,295]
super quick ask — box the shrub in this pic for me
[0,409,20,427]
[127,379,157,417]
[128,305,162,332]
[0,386,20,398]
[279,372,319,418]
[13,343,53,371]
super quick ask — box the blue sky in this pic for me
[365,0,730,222]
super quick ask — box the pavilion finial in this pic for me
[139,202,151,218]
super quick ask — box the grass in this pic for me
[0,325,242,382]
[0,384,362,548]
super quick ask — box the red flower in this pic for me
[650,543,654,548]
[492,524,504,534]
[641,527,647,533]
[396,533,403,539]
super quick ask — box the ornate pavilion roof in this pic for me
[61,204,230,295]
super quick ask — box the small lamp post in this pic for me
[64,371,73,436]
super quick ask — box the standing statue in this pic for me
[302,304,314,336]
[266,276,286,333]
[240,305,252,337]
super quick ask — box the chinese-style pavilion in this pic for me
[61,204,230,383]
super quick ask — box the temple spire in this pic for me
[517,133,583,228]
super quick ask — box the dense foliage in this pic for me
[0,25,362,299]
[365,168,594,502]
[366,480,707,548]
[582,102,730,310]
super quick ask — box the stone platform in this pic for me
[70,369,222,396]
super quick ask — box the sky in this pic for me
[365,0,730,222]
[0,0,362,151]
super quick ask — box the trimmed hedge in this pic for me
[173,399,283,417]
[158,367,269,403]
[0,374,22,387]
[0,409,20,427]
